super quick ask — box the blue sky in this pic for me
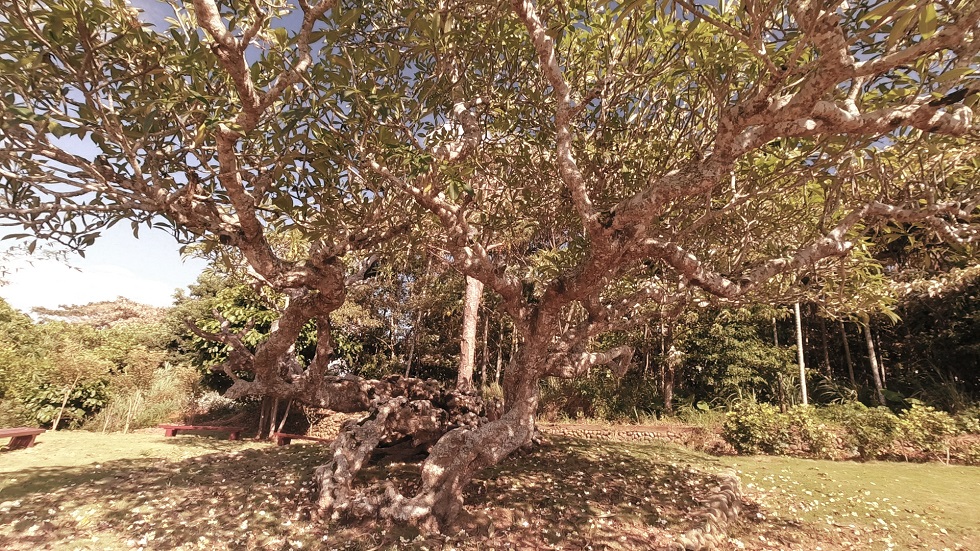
[0,0,205,313]
[0,226,207,313]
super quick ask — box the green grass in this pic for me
[722,454,980,550]
[1,430,978,550]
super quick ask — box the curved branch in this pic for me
[511,0,598,234]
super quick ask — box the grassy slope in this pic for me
[0,430,977,550]
[723,455,980,551]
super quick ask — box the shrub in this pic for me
[722,401,790,455]
[539,370,661,422]
[957,441,980,466]
[86,364,200,432]
[953,404,980,434]
[840,404,901,460]
[899,404,959,460]
[786,405,835,459]
[194,390,240,416]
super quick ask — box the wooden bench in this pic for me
[272,432,333,446]
[0,427,46,450]
[158,424,244,440]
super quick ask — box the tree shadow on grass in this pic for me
[158,433,268,452]
[329,437,816,551]
[0,435,816,551]
[0,445,328,550]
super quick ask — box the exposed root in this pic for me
[314,378,530,533]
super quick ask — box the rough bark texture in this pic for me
[312,374,500,529]
[457,276,484,391]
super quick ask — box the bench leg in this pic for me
[8,435,36,450]
[276,436,290,446]
[228,431,240,441]
[164,429,178,437]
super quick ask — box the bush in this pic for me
[193,390,241,417]
[723,401,791,455]
[953,404,980,434]
[86,365,200,432]
[840,404,901,460]
[21,380,109,429]
[899,404,959,460]
[786,405,835,459]
[957,441,980,466]
[539,370,661,422]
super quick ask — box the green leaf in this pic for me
[887,9,917,50]
[918,3,938,39]
[934,67,974,84]
[47,120,68,138]
[861,0,907,22]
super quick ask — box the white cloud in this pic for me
[1,258,182,313]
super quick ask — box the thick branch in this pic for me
[510,0,598,234]
[545,345,633,379]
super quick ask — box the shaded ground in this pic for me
[0,428,977,550]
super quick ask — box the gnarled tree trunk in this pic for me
[314,322,564,532]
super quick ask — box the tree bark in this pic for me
[313,374,497,530]
[663,345,679,415]
[268,397,280,439]
[840,320,857,389]
[860,314,885,405]
[820,316,831,377]
[257,396,270,439]
[659,322,678,414]
[794,303,808,406]
[457,276,484,391]
[52,375,80,431]
[494,319,504,386]
[479,316,489,387]
[275,399,292,433]
[873,328,887,387]
[316,312,613,532]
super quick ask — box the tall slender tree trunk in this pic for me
[860,314,885,405]
[52,375,80,431]
[405,328,417,377]
[406,256,434,378]
[659,322,678,415]
[873,328,887,387]
[268,397,280,439]
[820,316,832,377]
[494,319,505,386]
[457,276,484,391]
[663,345,678,415]
[794,303,808,406]
[276,400,293,433]
[502,325,517,385]
[479,317,489,388]
[840,320,857,389]
[643,324,651,377]
[772,317,779,346]
[258,396,270,439]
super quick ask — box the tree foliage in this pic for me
[2,0,979,530]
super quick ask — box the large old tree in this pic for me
[2,0,979,531]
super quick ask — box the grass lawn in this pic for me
[0,429,977,550]
[722,454,980,551]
